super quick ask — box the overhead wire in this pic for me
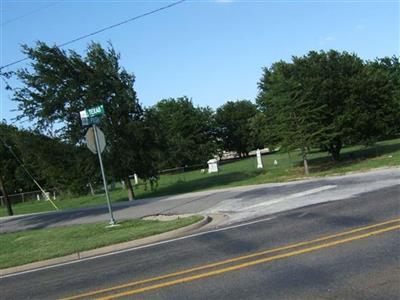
[1,1,63,27]
[0,0,187,71]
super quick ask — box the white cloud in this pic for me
[355,24,366,31]
[319,36,335,46]
[324,36,335,42]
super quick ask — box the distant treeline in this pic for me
[1,42,398,198]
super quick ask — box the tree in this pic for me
[258,50,370,162]
[257,61,327,174]
[12,41,157,200]
[215,100,258,157]
[302,51,365,160]
[347,56,400,145]
[0,122,98,198]
[149,97,217,168]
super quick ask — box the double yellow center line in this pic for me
[61,218,400,300]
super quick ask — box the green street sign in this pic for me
[87,105,105,117]
[80,105,105,126]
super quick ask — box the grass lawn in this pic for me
[0,215,202,269]
[1,138,399,217]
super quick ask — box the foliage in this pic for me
[215,100,258,157]
[0,122,98,195]
[149,97,217,168]
[256,60,329,173]
[347,56,400,145]
[257,50,399,161]
[12,42,160,199]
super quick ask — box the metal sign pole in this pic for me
[93,124,116,226]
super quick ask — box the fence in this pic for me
[158,163,207,176]
[0,189,57,207]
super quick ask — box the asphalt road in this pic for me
[1,168,399,232]
[1,183,399,299]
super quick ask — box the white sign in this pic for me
[207,159,219,173]
[80,110,88,119]
[86,127,106,154]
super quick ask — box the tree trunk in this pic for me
[287,151,293,166]
[330,140,342,161]
[125,177,135,201]
[301,148,309,175]
[0,175,13,216]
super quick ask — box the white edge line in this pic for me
[0,216,276,279]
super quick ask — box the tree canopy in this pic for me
[149,97,217,168]
[12,41,158,200]
[5,43,399,200]
[257,50,399,167]
[215,100,258,157]
[0,122,97,197]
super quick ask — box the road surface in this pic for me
[1,168,399,233]
[1,180,399,299]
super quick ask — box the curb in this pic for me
[0,215,211,277]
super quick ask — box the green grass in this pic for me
[2,138,399,217]
[0,215,202,269]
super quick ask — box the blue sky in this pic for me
[1,0,399,126]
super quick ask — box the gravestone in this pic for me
[207,159,219,173]
[256,149,263,169]
[134,174,139,185]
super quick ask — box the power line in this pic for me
[0,0,187,71]
[1,1,62,27]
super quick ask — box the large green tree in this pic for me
[149,97,217,168]
[347,56,400,145]
[257,50,400,163]
[13,42,157,200]
[301,50,365,160]
[215,100,258,157]
[257,61,327,174]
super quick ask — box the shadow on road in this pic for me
[140,172,261,199]
[0,203,135,233]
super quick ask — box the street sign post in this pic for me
[81,105,117,226]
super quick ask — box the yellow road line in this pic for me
[60,218,400,300]
[97,224,400,300]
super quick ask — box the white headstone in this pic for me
[274,159,278,166]
[256,149,263,169]
[207,159,219,173]
[134,173,139,185]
